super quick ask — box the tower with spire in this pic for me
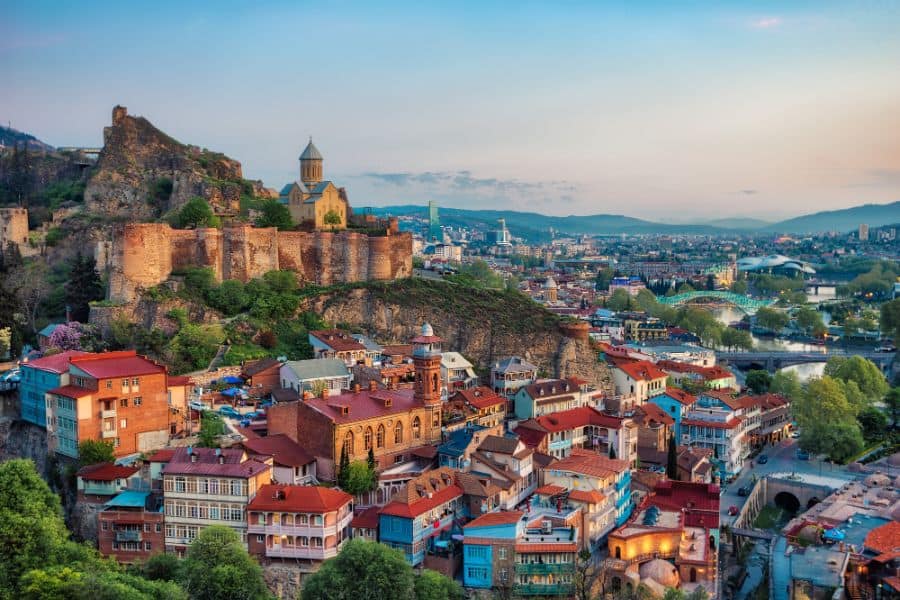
[279,138,349,230]
[411,323,442,443]
[299,137,323,186]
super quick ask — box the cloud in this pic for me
[356,170,578,201]
[750,17,782,29]
[740,189,758,195]
[844,168,900,188]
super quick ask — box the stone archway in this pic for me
[774,491,801,514]
[806,497,820,510]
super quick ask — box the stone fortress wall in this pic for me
[107,222,412,302]
[0,207,30,251]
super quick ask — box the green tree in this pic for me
[337,447,350,490]
[180,526,269,600]
[573,548,604,600]
[795,307,826,336]
[595,267,614,291]
[885,387,900,428]
[176,197,220,229]
[21,566,187,600]
[197,412,226,448]
[730,280,748,295]
[720,327,753,351]
[170,324,223,373]
[343,461,376,496]
[857,406,888,442]
[414,569,464,600]
[255,200,293,230]
[793,376,864,462]
[141,552,182,582]
[676,282,695,294]
[323,210,342,227]
[745,370,772,395]
[666,433,678,480]
[0,459,72,599]
[207,280,249,316]
[770,370,802,401]
[77,440,115,467]
[755,307,789,332]
[824,355,888,403]
[65,253,104,322]
[606,288,632,311]
[880,298,900,341]
[301,539,415,600]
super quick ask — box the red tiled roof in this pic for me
[310,330,366,352]
[513,424,548,448]
[635,403,675,426]
[464,511,524,528]
[381,344,413,357]
[23,350,89,374]
[662,388,697,406]
[248,484,352,513]
[551,449,629,478]
[241,357,280,377]
[167,375,192,386]
[303,388,424,424]
[148,448,176,463]
[69,351,165,379]
[47,385,94,398]
[452,387,506,410]
[649,480,720,516]
[379,483,463,518]
[865,521,900,555]
[515,543,578,553]
[243,434,315,467]
[534,484,566,496]
[681,417,742,430]
[351,506,380,529]
[162,447,270,479]
[615,360,668,382]
[77,463,139,481]
[568,489,606,504]
[884,577,900,593]
[535,406,623,433]
[700,389,742,410]
[657,361,734,382]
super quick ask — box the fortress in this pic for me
[107,222,412,303]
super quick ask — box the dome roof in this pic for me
[421,323,434,337]
[544,276,557,289]
[639,559,680,588]
[300,139,323,161]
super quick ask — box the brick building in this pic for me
[98,490,164,564]
[241,357,281,398]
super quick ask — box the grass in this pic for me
[753,505,785,530]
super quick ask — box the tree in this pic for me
[609,445,617,459]
[141,552,182,582]
[857,406,888,442]
[170,324,223,373]
[573,549,605,600]
[606,288,632,311]
[343,461,376,496]
[755,307,789,332]
[337,447,350,490]
[207,280,249,316]
[720,328,753,351]
[666,433,678,480]
[885,387,900,429]
[180,526,269,600]
[301,539,423,600]
[880,298,900,341]
[795,307,826,336]
[11,261,51,335]
[64,253,104,322]
[414,569,464,600]
[793,376,864,462]
[177,197,220,229]
[824,356,889,403]
[254,200,293,230]
[197,412,226,448]
[77,440,115,467]
[323,210,342,227]
[730,280,748,295]
[770,370,802,401]
[48,322,85,351]
[705,274,716,291]
[595,267,614,291]
[745,370,772,395]
[0,459,71,599]
[0,327,10,359]
[20,566,187,600]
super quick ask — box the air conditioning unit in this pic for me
[541,520,552,534]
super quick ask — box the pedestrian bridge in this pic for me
[657,291,775,314]
[718,349,893,371]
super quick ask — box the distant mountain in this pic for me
[763,201,900,233]
[704,217,772,229]
[0,125,55,152]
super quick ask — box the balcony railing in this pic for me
[115,530,142,542]
[247,523,337,537]
[101,409,116,419]
[515,583,574,596]
[101,429,117,439]
[515,563,575,575]
[265,545,338,560]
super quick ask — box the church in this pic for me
[279,139,349,229]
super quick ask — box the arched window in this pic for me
[394,422,403,444]
[364,427,373,451]
[376,424,385,448]
[343,431,353,456]
[412,417,421,439]
[431,373,439,393]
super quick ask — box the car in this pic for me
[757,454,769,464]
[790,431,800,439]
[218,406,241,418]
[737,485,752,497]
[796,449,810,460]
[1,369,20,383]
[728,505,739,516]
[188,401,209,412]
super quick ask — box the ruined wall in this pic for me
[0,207,30,252]
[108,223,412,302]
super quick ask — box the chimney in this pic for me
[354,383,361,393]
[215,448,223,464]
[320,387,330,399]
[302,390,312,401]
[369,380,377,392]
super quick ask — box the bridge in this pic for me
[718,349,894,371]
[657,291,775,314]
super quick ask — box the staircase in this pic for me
[207,344,230,372]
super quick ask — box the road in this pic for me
[718,437,855,527]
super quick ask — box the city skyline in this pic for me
[4,1,900,220]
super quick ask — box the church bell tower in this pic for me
[299,138,323,186]
[412,323,442,442]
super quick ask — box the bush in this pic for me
[44,227,64,247]
[175,197,220,229]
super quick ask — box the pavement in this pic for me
[718,437,856,528]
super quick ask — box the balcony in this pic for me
[515,563,575,575]
[115,530,142,542]
[101,429,117,439]
[265,545,338,560]
[247,522,337,537]
[515,583,574,596]
[101,409,116,419]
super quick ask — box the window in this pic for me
[209,479,219,495]
[120,419,127,429]
[209,506,220,520]
[412,417,421,439]
[498,547,507,560]
[364,427,373,450]
[174,477,186,492]
[376,424,385,448]
[120,398,128,408]
[393,455,404,464]
[122,379,129,389]
[132,378,139,387]
[155,523,161,532]
[106,380,112,389]
[134,397,142,406]
[144,523,151,532]
[102,521,109,530]
[257,535,264,543]
[394,422,403,444]
[343,431,354,456]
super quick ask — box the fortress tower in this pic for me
[299,138,323,186]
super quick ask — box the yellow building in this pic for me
[279,139,349,229]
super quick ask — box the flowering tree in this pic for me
[47,322,84,351]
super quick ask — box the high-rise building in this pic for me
[858,223,869,241]
[428,200,441,241]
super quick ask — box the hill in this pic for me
[704,217,772,229]
[0,125,55,152]
[763,201,900,233]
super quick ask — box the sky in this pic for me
[3,1,900,222]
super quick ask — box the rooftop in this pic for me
[309,330,366,353]
[162,447,270,479]
[77,462,140,481]
[464,510,524,529]
[104,490,150,509]
[248,484,352,513]
[243,434,315,467]
[22,350,88,374]
[615,360,668,382]
[302,388,424,424]
[70,351,166,379]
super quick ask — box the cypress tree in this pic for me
[337,446,350,489]
[608,445,616,459]
[666,432,678,480]
[367,447,377,490]
[65,252,104,322]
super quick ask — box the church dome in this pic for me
[639,559,680,588]
[544,276,557,289]
[421,323,434,337]
[300,139,323,161]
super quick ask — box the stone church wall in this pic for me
[107,223,412,302]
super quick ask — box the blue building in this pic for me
[19,350,87,428]
[378,467,463,566]
[462,511,523,589]
[437,424,487,470]
[650,387,698,440]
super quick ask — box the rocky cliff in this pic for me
[84,106,272,220]
[307,279,614,392]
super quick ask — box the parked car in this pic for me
[790,431,800,439]
[757,454,769,464]
[188,401,209,412]
[218,406,241,419]
[737,485,752,497]
[728,505,739,516]
[796,449,810,460]
[1,369,21,383]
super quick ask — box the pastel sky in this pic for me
[4,1,900,221]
